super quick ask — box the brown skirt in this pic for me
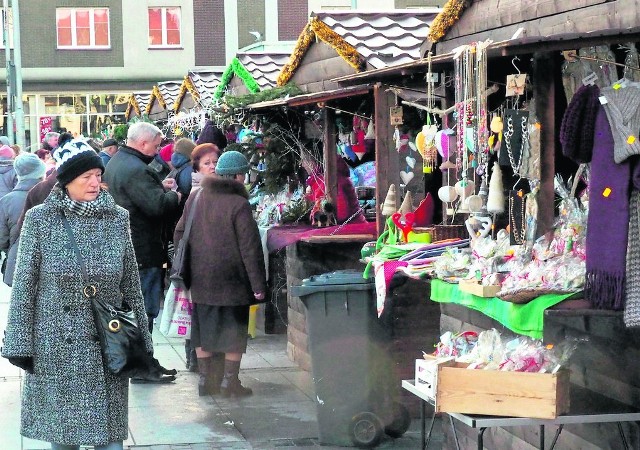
[190,303,250,353]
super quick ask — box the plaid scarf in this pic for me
[52,186,112,217]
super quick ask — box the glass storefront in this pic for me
[0,92,130,151]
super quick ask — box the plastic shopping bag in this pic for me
[159,283,192,338]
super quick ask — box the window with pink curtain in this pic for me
[56,8,110,49]
[148,7,181,47]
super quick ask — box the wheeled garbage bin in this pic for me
[290,270,410,448]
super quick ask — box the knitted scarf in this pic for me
[625,188,640,326]
[559,84,600,163]
[585,106,630,310]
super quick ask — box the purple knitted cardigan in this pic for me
[585,106,630,309]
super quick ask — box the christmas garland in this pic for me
[428,0,469,43]
[223,83,302,109]
[125,97,139,121]
[145,85,167,115]
[173,75,201,113]
[277,17,364,86]
[213,57,261,100]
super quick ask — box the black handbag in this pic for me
[62,215,150,377]
[170,190,201,290]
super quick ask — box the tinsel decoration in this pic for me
[145,85,167,116]
[427,0,468,43]
[173,75,200,113]
[214,57,261,100]
[487,162,505,214]
[277,17,365,86]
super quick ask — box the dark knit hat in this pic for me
[196,119,228,149]
[56,138,104,186]
[174,138,196,160]
[560,84,600,163]
[215,150,249,176]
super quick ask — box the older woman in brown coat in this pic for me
[174,150,266,397]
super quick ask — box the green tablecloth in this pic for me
[430,280,576,339]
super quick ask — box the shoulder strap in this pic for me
[181,189,201,244]
[61,214,88,284]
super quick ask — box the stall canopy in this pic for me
[145,81,182,121]
[174,70,223,113]
[125,91,151,121]
[277,9,440,94]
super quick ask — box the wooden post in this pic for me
[374,83,400,236]
[533,51,556,237]
[323,106,337,208]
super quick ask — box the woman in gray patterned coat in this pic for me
[1,139,154,450]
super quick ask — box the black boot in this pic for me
[220,359,252,398]
[197,357,215,396]
[184,340,191,369]
[188,348,199,372]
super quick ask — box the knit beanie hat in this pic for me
[56,138,104,186]
[196,119,228,149]
[215,150,249,176]
[0,145,14,159]
[0,136,9,146]
[600,85,640,164]
[559,84,600,163]
[14,152,46,181]
[159,142,173,162]
[174,138,196,160]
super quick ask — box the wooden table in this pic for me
[402,379,640,450]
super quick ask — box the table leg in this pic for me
[424,407,437,449]
[539,424,545,450]
[549,424,564,450]
[477,427,487,450]
[420,400,425,450]
[617,422,630,449]
[449,414,461,450]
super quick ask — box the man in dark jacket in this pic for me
[103,122,181,336]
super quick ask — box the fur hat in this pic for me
[14,152,46,181]
[196,119,228,149]
[215,150,249,176]
[174,138,196,160]
[56,138,104,186]
[0,145,14,159]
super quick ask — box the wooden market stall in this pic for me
[173,70,223,114]
[124,91,151,122]
[333,0,640,448]
[144,80,182,123]
[241,9,441,370]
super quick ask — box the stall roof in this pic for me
[125,91,151,120]
[173,70,223,111]
[247,83,372,110]
[277,9,440,86]
[145,80,182,116]
[333,26,640,85]
[237,51,292,90]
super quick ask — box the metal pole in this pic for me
[12,0,23,149]
[3,0,12,144]
[351,0,357,8]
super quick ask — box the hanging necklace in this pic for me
[503,114,528,175]
[509,192,526,244]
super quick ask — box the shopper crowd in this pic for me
[0,120,267,449]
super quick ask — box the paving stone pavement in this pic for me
[0,282,442,450]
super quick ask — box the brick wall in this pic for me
[194,0,226,66]
[278,0,308,41]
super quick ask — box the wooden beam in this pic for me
[533,51,556,237]
[323,107,337,209]
[374,83,399,236]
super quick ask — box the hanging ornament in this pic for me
[487,162,505,214]
[381,184,398,216]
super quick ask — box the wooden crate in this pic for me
[459,279,501,298]
[435,362,570,419]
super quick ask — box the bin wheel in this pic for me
[384,403,410,438]
[350,412,384,448]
